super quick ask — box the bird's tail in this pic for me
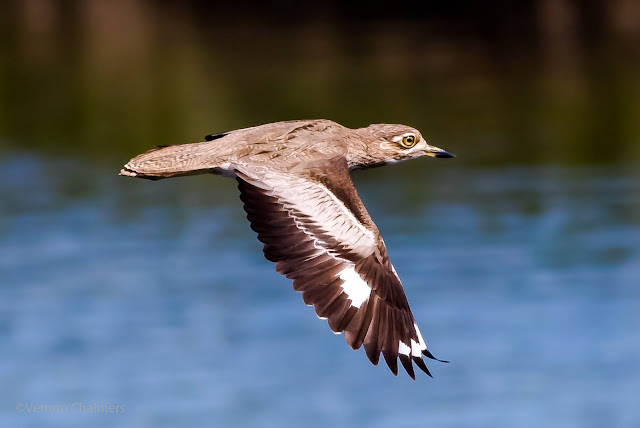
[119,141,228,180]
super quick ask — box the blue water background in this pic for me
[1,152,639,427]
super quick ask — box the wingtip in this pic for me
[422,349,449,364]
[383,351,399,376]
[204,132,228,141]
[413,356,433,377]
[365,347,381,366]
[399,355,416,380]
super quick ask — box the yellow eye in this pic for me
[400,135,416,148]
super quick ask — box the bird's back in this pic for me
[120,119,346,179]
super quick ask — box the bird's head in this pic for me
[350,124,454,169]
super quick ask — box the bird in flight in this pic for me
[120,119,455,379]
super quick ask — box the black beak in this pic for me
[434,150,455,159]
[425,145,455,159]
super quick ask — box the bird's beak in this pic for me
[424,145,455,159]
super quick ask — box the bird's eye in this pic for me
[400,135,416,148]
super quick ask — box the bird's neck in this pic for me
[345,128,387,171]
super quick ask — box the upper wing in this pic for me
[236,157,443,378]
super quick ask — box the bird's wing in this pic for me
[236,156,443,378]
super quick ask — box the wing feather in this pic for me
[235,158,441,378]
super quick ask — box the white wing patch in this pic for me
[398,340,411,356]
[338,266,371,308]
[400,339,424,357]
[410,339,422,357]
[400,324,429,357]
[414,323,427,350]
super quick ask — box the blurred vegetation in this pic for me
[0,0,639,166]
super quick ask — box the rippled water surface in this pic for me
[1,152,639,427]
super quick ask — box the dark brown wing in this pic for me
[236,158,443,378]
